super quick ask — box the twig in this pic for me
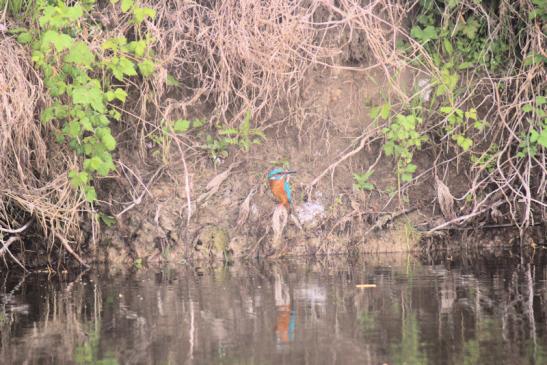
[0,236,28,273]
[172,136,193,227]
[116,166,164,218]
[307,128,381,190]
[54,232,90,268]
[0,219,32,234]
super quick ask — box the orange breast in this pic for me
[270,180,290,209]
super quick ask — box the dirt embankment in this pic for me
[100,65,543,266]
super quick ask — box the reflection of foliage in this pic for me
[462,339,479,365]
[391,313,427,365]
[359,311,377,332]
[74,327,119,365]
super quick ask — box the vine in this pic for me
[16,0,156,203]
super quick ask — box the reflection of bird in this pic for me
[268,168,296,211]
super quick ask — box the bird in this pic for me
[268,168,296,211]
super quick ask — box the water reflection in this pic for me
[0,249,546,364]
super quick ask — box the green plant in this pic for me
[19,0,156,203]
[217,110,266,151]
[353,171,375,191]
[149,119,204,162]
[383,113,427,183]
[204,111,265,162]
[517,96,547,158]
[439,106,486,151]
[0,0,35,18]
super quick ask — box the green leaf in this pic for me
[166,74,180,87]
[458,62,473,70]
[72,86,105,113]
[133,7,156,24]
[69,170,89,188]
[522,104,534,113]
[121,0,134,13]
[439,106,453,114]
[523,52,546,66]
[464,108,477,120]
[530,130,539,143]
[536,96,546,106]
[84,186,97,202]
[461,18,480,40]
[65,120,81,138]
[138,59,155,77]
[538,129,547,148]
[65,42,95,67]
[101,133,117,151]
[443,39,453,55]
[173,119,190,133]
[99,213,116,227]
[41,30,73,52]
[101,37,127,52]
[120,57,137,76]
[113,88,128,103]
[380,103,391,120]
[128,40,146,57]
[17,32,32,44]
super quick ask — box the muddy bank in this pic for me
[98,66,544,266]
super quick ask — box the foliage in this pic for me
[17,0,156,203]
[383,113,428,183]
[149,119,205,163]
[204,111,266,163]
[353,171,375,191]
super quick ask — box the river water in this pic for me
[1,250,547,364]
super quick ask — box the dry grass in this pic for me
[0,38,87,269]
[138,0,407,127]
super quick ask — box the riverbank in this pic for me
[0,0,545,270]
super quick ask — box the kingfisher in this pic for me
[268,168,296,211]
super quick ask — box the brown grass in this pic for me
[0,38,87,269]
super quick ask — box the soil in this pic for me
[98,65,537,266]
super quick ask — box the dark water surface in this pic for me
[2,250,547,364]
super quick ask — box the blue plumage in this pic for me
[284,179,291,203]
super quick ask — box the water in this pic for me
[1,250,547,365]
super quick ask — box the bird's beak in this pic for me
[284,170,297,175]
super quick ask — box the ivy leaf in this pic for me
[380,103,391,120]
[522,104,534,113]
[536,96,546,106]
[65,42,95,67]
[138,59,155,77]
